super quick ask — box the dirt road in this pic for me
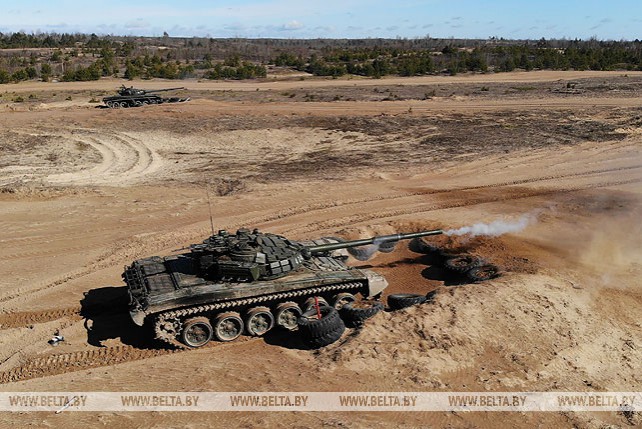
[3,70,641,93]
[0,71,640,428]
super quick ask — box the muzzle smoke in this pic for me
[444,212,539,237]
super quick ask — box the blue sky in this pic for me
[1,0,640,40]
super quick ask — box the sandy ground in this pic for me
[0,71,640,428]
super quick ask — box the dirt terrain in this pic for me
[0,71,641,428]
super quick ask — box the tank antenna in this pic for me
[206,186,215,236]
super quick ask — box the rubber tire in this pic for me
[438,248,459,258]
[180,316,213,348]
[466,264,501,283]
[297,306,342,338]
[339,301,384,328]
[378,241,397,253]
[408,237,440,254]
[348,245,377,261]
[387,293,427,311]
[426,289,438,302]
[302,320,345,349]
[444,255,484,273]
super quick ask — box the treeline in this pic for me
[0,32,83,48]
[274,42,642,77]
[1,32,641,83]
[0,45,268,82]
[122,54,266,80]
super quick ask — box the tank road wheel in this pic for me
[302,296,329,313]
[245,306,275,337]
[332,292,356,310]
[105,101,114,108]
[274,302,301,331]
[213,312,244,342]
[142,100,149,106]
[111,101,120,109]
[444,255,484,273]
[180,317,213,348]
[119,101,129,108]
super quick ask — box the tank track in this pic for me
[153,282,364,348]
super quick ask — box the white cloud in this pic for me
[281,20,304,30]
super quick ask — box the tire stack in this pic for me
[339,301,384,328]
[297,299,386,348]
[297,306,345,349]
[408,238,501,283]
[442,253,500,283]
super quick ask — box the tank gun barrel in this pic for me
[306,229,443,254]
[144,87,186,93]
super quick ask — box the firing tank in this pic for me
[102,86,190,108]
[123,228,443,347]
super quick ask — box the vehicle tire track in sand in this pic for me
[5,162,637,249]
[0,307,82,329]
[251,163,642,229]
[0,336,254,384]
[285,177,642,235]
[46,130,163,186]
[0,346,177,384]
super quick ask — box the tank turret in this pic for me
[117,86,186,96]
[186,228,444,282]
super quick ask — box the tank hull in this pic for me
[102,95,190,108]
[125,253,387,329]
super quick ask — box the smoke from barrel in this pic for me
[444,212,538,237]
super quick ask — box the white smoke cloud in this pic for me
[444,211,539,237]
